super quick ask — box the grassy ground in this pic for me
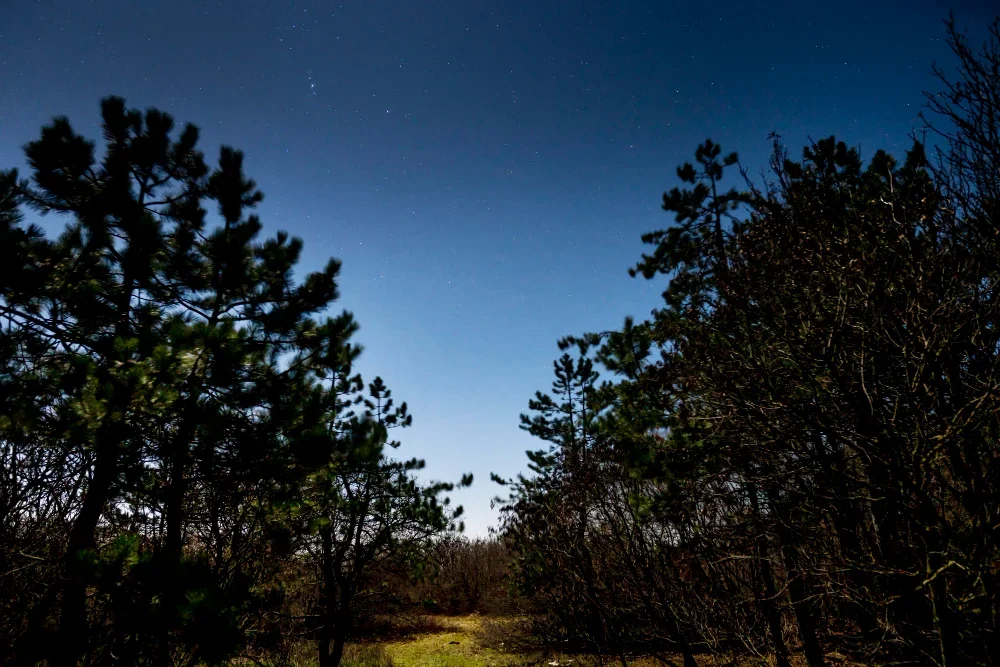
[375,615,531,667]
[341,615,666,667]
[327,615,861,667]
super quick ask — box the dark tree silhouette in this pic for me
[0,97,466,667]
[499,17,1000,667]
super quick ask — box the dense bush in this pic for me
[416,536,513,615]
[498,18,1000,667]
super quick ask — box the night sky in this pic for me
[1,0,995,535]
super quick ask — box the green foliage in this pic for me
[500,17,1000,667]
[0,96,464,667]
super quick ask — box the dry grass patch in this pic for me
[341,644,398,667]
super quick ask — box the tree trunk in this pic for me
[826,440,880,638]
[756,543,792,667]
[929,559,957,667]
[317,527,352,667]
[779,538,825,667]
[49,276,137,667]
[748,485,791,667]
[318,618,348,666]
[50,445,119,667]
[153,401,200,666]
[330,636,347,667]
[765,485,824,667]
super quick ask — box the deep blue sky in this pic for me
[1,0,995,535]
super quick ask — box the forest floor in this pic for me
[362,614,540,666]
[293,614,863,666]
[336,615,723,667]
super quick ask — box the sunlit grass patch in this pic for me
[380,626,492,666]
[290,616,841,666]
[377,615,662,667]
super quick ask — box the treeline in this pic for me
[496,18,1000,667]
[0,98,471,667]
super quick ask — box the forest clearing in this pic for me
[3,5,1000,667]
[308,615,861,667]
[336,616,692,667]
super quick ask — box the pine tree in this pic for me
[291,370,470,667]
[2,97,347,666]
[519,339,599,470]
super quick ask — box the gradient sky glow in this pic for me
[1,0,996,534]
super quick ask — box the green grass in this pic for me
[372,616,650,667]
[296,615,837,666]
[378,616,520,667]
